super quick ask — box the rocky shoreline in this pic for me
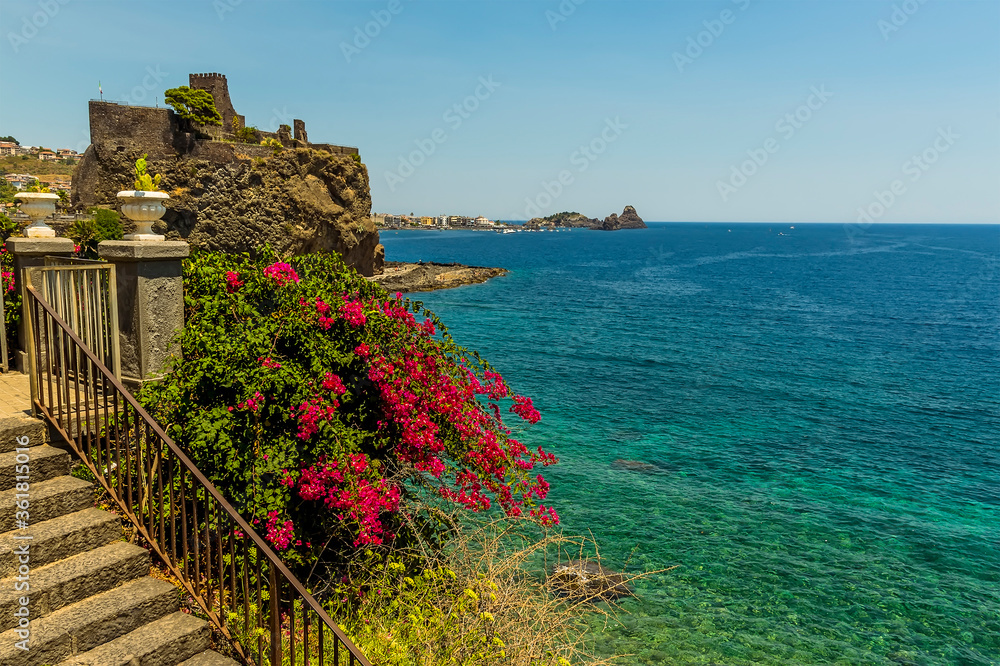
[371,261,508,293]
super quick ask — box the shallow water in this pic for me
[380,223,1000,665]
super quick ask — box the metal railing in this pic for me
[24,283,372,666]
[34,257,121,377]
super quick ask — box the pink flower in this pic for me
[292,398,337,439]
[236,391,264,413]
[259,356,281,370]
[354,343,370,357]
[263,262,300,286]
[225,271,243,293]
[1,270,13,294]
[321,372,346,395]
[265,511,295,550]
[510,395,541,424]
[340,300,366,327]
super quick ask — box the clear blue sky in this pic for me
[1,0,997,223]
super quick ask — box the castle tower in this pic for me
[189,72,244,130]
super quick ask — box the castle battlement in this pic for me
[83,73,358,160]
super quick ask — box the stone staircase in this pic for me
[0,411,240,666]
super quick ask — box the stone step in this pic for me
[0,507,120,577]
[0,416,47,453]
[0,540,149,632]
[58,611,210,666]
[0,475,93,532]
[178,649,243,666]
[0,576,179,666]
[0,444,71,492]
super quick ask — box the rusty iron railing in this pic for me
[32,257,121,376]
[24,282,372,666]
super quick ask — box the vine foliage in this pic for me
[142,249,556,573]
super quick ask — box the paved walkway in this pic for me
[0,372,32,419]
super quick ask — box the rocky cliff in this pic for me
[74,145,383,276]
[525,211,598,228]
[598,205,646,231]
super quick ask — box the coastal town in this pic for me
[373,212,510,230]
[0,138,79,215]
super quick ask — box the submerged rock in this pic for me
[612,458,657,473]
[548,559,633,601]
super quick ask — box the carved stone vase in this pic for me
[117,190,169,241]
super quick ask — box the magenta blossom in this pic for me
[263,262,300,286]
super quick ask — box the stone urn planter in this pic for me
[14,192,59,238]
[117,190,169,241]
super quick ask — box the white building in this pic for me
[4,173,36,190]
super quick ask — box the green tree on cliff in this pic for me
[164,86,222,126]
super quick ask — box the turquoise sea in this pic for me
[379,223,999,666]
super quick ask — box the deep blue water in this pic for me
[379,223,1000,665]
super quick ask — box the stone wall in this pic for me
[312,143,360,157]
[188,73,243,130]
[88,101,189,157]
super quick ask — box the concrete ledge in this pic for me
[98,240,190,261]
[6,237,75,256]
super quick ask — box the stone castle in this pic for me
[84,72,358,163]
[73,72,382,276]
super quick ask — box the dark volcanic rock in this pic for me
[599,205,645,231]
[74,146,383,276]
[548,559,633,601]
[372,261,507,293]
[525,211,599,228]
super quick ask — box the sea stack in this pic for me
[599,205,646,231]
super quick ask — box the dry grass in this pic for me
[333,515,674,666]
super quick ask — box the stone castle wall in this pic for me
[189,72,244,130]
[86,100,359,159]
[89,101,188,157]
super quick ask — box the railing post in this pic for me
[269,562,282,666]
[97,240,188,391]
[7,237,75,373]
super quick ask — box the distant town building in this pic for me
[0,141,17,156]
[4,173,36,190]
[37,150,56,161]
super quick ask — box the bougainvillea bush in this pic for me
[2,215,21,368]
[142,249,557,577]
